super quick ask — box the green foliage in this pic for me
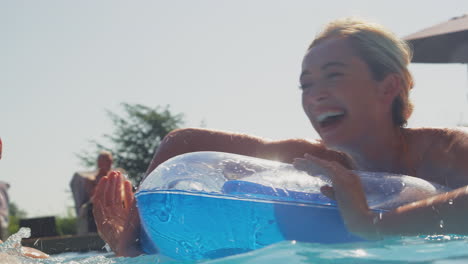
[8,215,20,235]
[9,202,27,218]
[56,216,77,236]
[7,202,77,236]
[8,202,27,235]
[55,207,77,236]
[78,103,184,184]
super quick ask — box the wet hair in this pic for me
[308,17,414,127]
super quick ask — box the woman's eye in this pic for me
[299,83,314,90]
[326,72,343,80]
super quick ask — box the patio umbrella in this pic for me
[404,14,468,123]
[404,14,468,63]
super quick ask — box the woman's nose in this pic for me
[302,87,328,104]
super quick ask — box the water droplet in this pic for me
[440,220,444,229]
[179,240,194,254]
[104,243,112,252]
[373,211,383,224]
[448,199,454,205]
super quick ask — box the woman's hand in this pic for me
[293,154,380,239]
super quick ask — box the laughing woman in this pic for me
[92,17,468,257]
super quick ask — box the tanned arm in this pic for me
[352,129,468,238]
[373,187,468,236]
[145,128,352,177]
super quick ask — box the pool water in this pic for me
[2,234,468,264]
[202,236,468,264]
[1,226,468,264]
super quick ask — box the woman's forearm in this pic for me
[145,128,266,175]
[145,128,351,177]
[364,186,468,238]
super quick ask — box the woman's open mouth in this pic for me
[316,110,346,130]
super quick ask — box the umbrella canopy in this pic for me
[404,14,468,63]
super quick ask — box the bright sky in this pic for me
[1,1,467,217]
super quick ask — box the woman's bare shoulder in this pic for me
[405,127,468,145]
[405,127,468,187]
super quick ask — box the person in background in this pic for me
[0,138,10,240]
[70,151,113,234]
[0,137,49,258]
[0,180,10,241]
[0,137,8,241]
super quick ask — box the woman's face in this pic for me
[300,38,391,149]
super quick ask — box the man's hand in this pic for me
[92,171,143,257]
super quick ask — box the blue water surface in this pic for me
[3,230,468,264]
[76,236,468,264]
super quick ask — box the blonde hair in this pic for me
[309,17,414,127]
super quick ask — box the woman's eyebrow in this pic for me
[299,61,348,80]
[321,61,347,70]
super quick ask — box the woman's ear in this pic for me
[378,73,402,105]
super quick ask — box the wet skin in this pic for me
[301,38,391,150]
[300,38,404,170]
[92,171,142,257]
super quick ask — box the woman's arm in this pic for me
[145,128,351,176]
[346,128,468,238]
[374,187,468,236]
[294,148,468,239]
[374,129,468,236]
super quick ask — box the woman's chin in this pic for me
[320,136,350,152]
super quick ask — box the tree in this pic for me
[8,201,27,235]
[78,103,184,184]
[56,207,77,236]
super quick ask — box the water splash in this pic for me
[0,228,37,264]
[54,255,117,264]
[424,234,465,242]
[0,228,119,264]
[0,227,31,257]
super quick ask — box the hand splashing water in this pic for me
[0,228,33,263]
[0,228,116,264]
[0,227,31,256]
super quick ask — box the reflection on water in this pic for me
[2,229,468,264]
